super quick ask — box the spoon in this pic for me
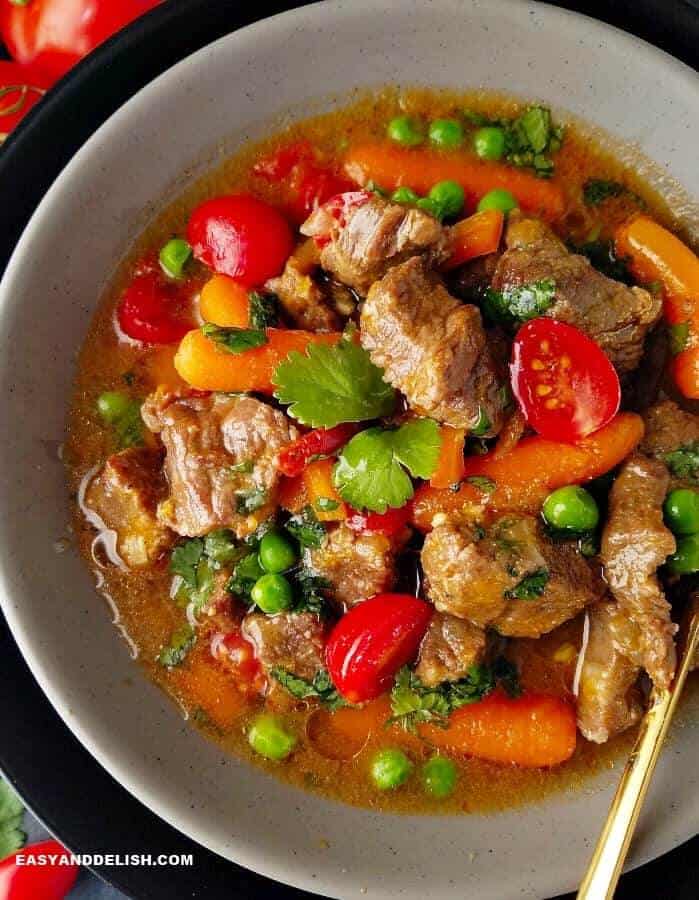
[577,594,699,900]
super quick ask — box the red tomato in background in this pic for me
[0,60,52,142]
[345,505,411,538]
[510,317,620,443]
[1,0,161,80]
[116,257,194,344]
[0,839,79,900]
[325,593,433,703]
[252,140,355,224]
[278,424,358,477]
[187,194,294,287]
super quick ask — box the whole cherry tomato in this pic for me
[1,0,161,81]
[252,140,355,224]
[325,593,433,703]
[187,194,294,287]
[117,257,194,344]
[510,318,620,443]
[0,839,79,900]
[345,505,411,538]
[278,423,358,477]
[0,60,53,142]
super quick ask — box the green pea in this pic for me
[420,180,465,220]
[247,714,297,760]
[251,573,294,614]
[386,115,424,147]
[542,486,599,533]
[159,237,192,279]
[664,488,699,536]
[477,188,519,214]
[258,531,297,573]
[391,186,420,204]
[473,126,506,161]
[97,391,132,424]
[666,533,699,575]
[421,755,457,799]
[428,118,464,149]
[369,748,413,791]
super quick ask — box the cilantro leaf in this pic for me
[466,475,496,494]
[286,506,327,549]
[157,623,196,668]
[504,568,549,600]
[235,488,267,513]
[249,291,280,329]
[471,405,492,437]
[203,529,244,567]
[271,667,347,710]
[483,278,556,326]
[583,179,625,206]
[228,552,265,601]
[170,538,204,589]
[273,339,396,428]
[202,323,267,354]
[669,322,689,356]
[334,420,441,513]
[291,569,331,616]
[664,441,699,484]
[0,779,25,860]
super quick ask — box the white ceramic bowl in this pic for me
[1,2,697,897]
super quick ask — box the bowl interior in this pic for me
[0,2,698,898]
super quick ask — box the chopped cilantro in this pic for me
[669,322,689,356]
[664,442,699,484]
[170,538,204,589]
[389,661,519,732]
[464,105,562,177]
[203,529,243,567]
[201,322,268,353]
[583,179,625,206]
[249,291,279,329]
[228,552,265,601]
[157,623,196,668]
[483,278,556,327]
[235,488,267,514]
[271,667,347,710]
[286,506,327,549]
[291,569,331,616]
[315,497,339,512]
[466,475,496,494]
[504,568,549,600]
[471,405,492,437]
[273,338,396,428]
[0,778,25,859]
[333,419,442,513]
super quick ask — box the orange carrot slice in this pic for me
[303,458,346,521]
[443,209,504,270]
[430,426,467,489]
[199,274,250,327]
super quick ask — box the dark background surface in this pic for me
[0,1,697,898]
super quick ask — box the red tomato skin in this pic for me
[0,61,53,139]
[1,0,161,80]
[510,318,620,443]
[345,505,411,538]
[325,593,433,703]
[211,629,266,695]
[187,194,294,286]
[116,260,193,344]
[0,839,79,900]
[278,424,358,477]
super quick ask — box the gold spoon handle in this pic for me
[577,604,699,900]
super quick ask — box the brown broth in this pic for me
[65,86,693,815]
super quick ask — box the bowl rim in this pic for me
[0,2,698,898]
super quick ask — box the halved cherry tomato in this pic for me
[510,318,620,443]
[186,194,294,286]
[325,593,433,703]
[345,505,411,538]
[116,258,193,344]
[278,423,358,477]
[1,0,161,81]
[0,61,53,143]
[0,839,79,900]
[253,140,355,224]
[211,629,266,695]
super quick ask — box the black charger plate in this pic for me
[0,2,697,897]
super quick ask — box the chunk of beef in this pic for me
[301,195,449,294]
[305,523,396,608]
[576,600,643,743]
[84,447,173,567]
[492,214,661,372]
[601,455,677,690]
[641,400,699,488]
[421,515,603,637]
[242,611,326,681]
[266,247,341,332]
[415,612,486,686]
[142,390,298,539]
[360,257,505,434]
